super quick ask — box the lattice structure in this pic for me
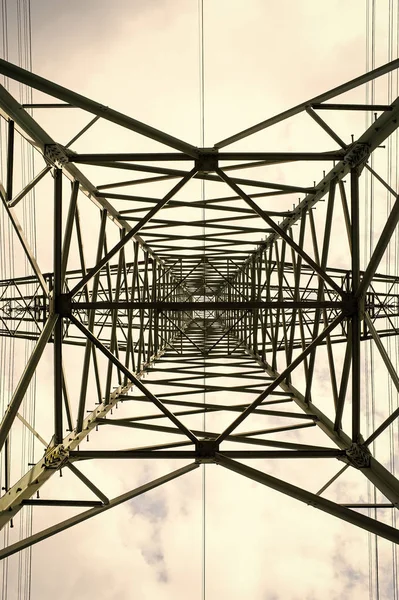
[1,56,399,560]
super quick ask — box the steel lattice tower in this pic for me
[1,55,399,565]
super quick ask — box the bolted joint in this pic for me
[195,148,219,173]
[344,294,365,321]
[48,295,55,315]
[343,142,370,168]
[59,294,72,316]
[44,144,69,167]
[195,438,219,463]
[341,294,358,317]
[343,443,371,469]
[43,444,69,469]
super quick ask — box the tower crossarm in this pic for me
[1,267,398,351]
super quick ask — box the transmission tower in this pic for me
[1,55,399,567]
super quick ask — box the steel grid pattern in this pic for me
[1,57,399,558]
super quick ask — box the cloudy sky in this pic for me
[1,1,399,599]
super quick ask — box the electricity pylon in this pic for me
[1,56,399,559]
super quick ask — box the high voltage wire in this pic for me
[0,3,12,598]
[0,1,35,598]
[366,1,399,598]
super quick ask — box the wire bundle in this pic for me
[0,1,35,598]
[365,1,399,597]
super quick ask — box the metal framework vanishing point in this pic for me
[1,57,399,558]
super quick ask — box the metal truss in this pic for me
[1,56,399,560]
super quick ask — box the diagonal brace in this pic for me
[0,463,199,560]
[218,454,399,545]
[216,313,345,443]
[68,314,198,444]
[216,168,344,297]
[69,168,197,298]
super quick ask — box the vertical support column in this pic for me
[158,262,164,357]
[262,246,271,363]
[351,167,361,442]
[153,261,160,356]
[3,120,13,479]
[77,210,107,425]
[238,270,243,341]
[138,251,149,369]
[125,241,139,377]
[243,266,248,342]
[272,240,282,372]
[53,168,63,444]
[6,119,14,201]
[287,217,305,382]
[104,231,125,401]
[227,259,231,303]
[305,180,336,403]
[251,255,259,355]
[165,271,170,346]
[4,437,10,492]
[61,180,79,284]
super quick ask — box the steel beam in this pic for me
[0,59,199,157]
[68,168,197,298]
[216,58,399,147]
[0,463,199,559]
[0,81,165,267]
[217,455,399,544]
[216,313,345,442]
[54,169,63,443]
[2,56,399,561]
[357,191,399,300]
[364,312,399,445]
[69,314,198,444]
[70,300,349,311]
[351,168,361,442]
[216,168,344,297]
[0,314,57,452]
[8,165,52,208]
[0,186,49,295]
